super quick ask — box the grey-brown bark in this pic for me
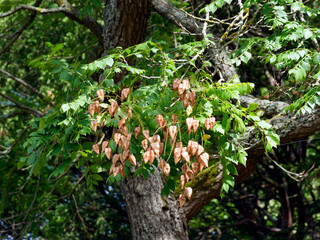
[121,167,189,240]
[103,0,150,53]
[182,107,320,220]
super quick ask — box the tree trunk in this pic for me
[121,167,189,240]
[103,1,189,239]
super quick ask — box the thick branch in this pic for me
[182,106,320,220]
[54,0,103,43]
[0,1,103,44]
[0,0,42,55]
[150,0,202,35]
[0,92,44,117]
[151,0,237,82]
[240,95,289,118]
[0,69,44,99]
[0,5,64,18]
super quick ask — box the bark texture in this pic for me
[182,107,320,220]
[103,0,150,52]
[121,167,189,240]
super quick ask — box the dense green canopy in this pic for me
[0,0,319,239]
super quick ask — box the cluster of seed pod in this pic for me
[89,88,135,177]
[172,78,196,108]
[88,83,216,207]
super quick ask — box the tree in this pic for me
[0,0,319,239]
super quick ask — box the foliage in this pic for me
[0,0,319,239]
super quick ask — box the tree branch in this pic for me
[0,92,44,117]
[53,0,103,43]
[0,1,103,45]
[182,106,320,220]
[0,68,44,99]
[0,0,43,55]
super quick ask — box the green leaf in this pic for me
[247,103,259,112]
[91,174,103,181]
[227,163,238,175]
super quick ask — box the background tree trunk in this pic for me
[121,167,189,240]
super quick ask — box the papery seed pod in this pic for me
[88,103,95,117]
[142,139,148,151]
[176,142,183,148]
[169,125,177,139]
[182,79,190,90]
[199,152,209,168]
[121,135,128,149]
[173,78,181,91]
[179,91,187,101]
[119,164,125,177]
[185,187,193,200]
[169,138,175,148]
[91,120,97,132]
[159,158,166,171]
[181,151,190,164]
[109,101,118,117]
[121,149,130,163]
[151,135,161,144]
[94,100,100,114]
[199,163,204,172]
[128,154,136,166]
[113,165,119,177]
[105,147,112,159]
[93,144,100,155]
[159,142,164,155]
[180,175,186,189]
[101,141,109,153]
[142,130,149,139]
[109,163,115,175]
[204,118,210,130]
[190,141,199,156]
[112,154,120,164]
[209,117,216,129]
[143,151,149,164]
[127,108,133,119]
[179,194,186,207]
[162,119,168,131]
[186,118,193,134]
[163,162,170,176]
[185,172,190,182]
[181,163,189,175]
[186,169,194,181]
[183,93,189,108]
[174,147,182,165]
[118,118,126,130]
[171,115,178,124]
[177,82,186,96]
[191,162,200,176]
[163,130,168,142]
[151,142,160,156]
[148,150,155,165]
[114,133,121,146]
[193,119,199,133]
[156,114,164,128]
[189,91,196,107]
[120,126,128,136]
[121,88,130,101]
[197,144,204,156]
[134,127,141,139]
[127,133,132,142]
[97,89,104,102]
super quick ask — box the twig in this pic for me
[265,152,314,182]
[72,194,93,240]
